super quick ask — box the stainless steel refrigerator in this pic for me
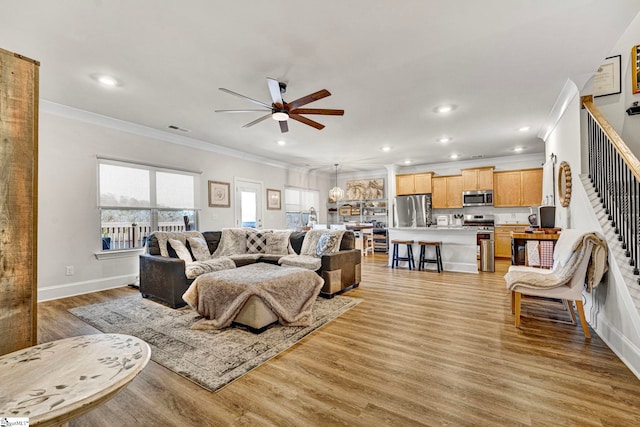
[394,194,432,227]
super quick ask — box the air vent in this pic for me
[168,125,190,132]
[471,155,484,159]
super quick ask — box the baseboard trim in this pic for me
[38,274,138,302]
[594,315,640,379]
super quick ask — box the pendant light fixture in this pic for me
[329,163,345,202]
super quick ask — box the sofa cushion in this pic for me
[265,232,290,255]
[213,228,250,257]
[246,230,269,254]
[187,235,211,261]
[185,257,236,279]
[316,233,340,257]
[229,254,262,263]
[168,238,194,263]
[278,254,322,270]
[153,231,206,257]
[300,229,345,256]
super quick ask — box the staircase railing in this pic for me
[582,95,640,282]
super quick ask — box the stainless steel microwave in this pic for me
[462,190,493,207]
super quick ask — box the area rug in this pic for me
[68,294,360,392]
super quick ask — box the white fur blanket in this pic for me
[504,232,608,292]
[182,263,324,330]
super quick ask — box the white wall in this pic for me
[543,79,640,378]
[37,105,330,301]
[544,82,582,230]
[589,12,640,156]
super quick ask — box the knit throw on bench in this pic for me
[182,263,324,330]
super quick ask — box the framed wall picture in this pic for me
[266,188,281,210]
[209,181,230,207]
[593,54,621,97]
[632,45,640,94]
[346,178,384,200]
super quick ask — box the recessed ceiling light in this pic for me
[518,126,531,132]
[434,104,456,114]
[381,146,391,152]
[404,160,412,165]
[277,140,286,146]
[513,146,525,152]
[449,154,459,159]
[91,74,120,87]
[437,137,452,143]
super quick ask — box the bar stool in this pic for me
[391,240,415,269]
[418,241,443,272]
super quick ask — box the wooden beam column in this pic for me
[0,48,39,355]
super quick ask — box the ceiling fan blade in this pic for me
[219,88,271,108]
[289,114,325,130]
[242,113,272,128]
[287,89,331,110]
[279,121,289,133]
[267,78,283,105]
[215,109,270,113]
[289,108,344,116]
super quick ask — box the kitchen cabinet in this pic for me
[432,175,463,208]
[461,167,494,191]
[396,172,432,195]
[493,168,542,207]
[495,225,527,258]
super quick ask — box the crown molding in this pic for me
[537,79,579,142]
[40,100,318,176]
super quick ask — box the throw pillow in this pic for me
[187,236,211,261]
[212,228,250,257]
[265,233,290,255]
[246,230,268,254]
[315,233,340,257]
[168,238,194,264]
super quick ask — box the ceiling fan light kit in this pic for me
[217,77,344,133]
[271,111,289,121]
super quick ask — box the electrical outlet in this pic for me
[65,265,74,276]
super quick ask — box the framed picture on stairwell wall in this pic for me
[593,54,621,97]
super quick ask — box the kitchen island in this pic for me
[388,227,479,273]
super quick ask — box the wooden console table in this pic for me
[511,232,561,267]
[0,334,150,426]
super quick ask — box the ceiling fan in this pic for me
[215,78,344,133]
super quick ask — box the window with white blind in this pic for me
[284,186,320,229]
[98,158,199,250]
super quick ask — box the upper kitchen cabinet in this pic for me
[432,175,463,208]
[396,172,433,195]
[494,168,543,207]
[461,166,494,191]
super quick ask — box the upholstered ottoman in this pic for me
[182,263,324,332]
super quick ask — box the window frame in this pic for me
[97,157,201,253]
[284,186,320,230]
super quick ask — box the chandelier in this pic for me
[329,163,345,202]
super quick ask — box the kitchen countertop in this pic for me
[388,228,479,273]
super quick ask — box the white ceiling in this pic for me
[2,1,639,174]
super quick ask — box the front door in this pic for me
[234,178,263,228]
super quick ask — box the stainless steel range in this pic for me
[464,215,495,272]
[463,214,495,230]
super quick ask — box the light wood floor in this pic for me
[38,255,640,426]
